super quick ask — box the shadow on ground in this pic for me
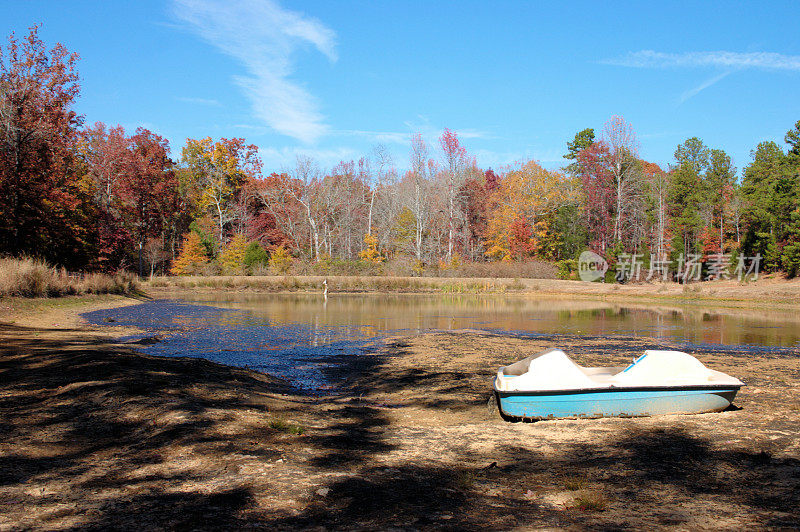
[0,324,798,529]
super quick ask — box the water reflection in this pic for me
[167,292,800,348]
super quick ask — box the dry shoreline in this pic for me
[0,294,798,529]
[144,274,800,310]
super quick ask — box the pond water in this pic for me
[84,293,800,392]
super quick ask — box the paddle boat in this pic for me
[493,348,743,420]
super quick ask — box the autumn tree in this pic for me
[218,234,249,275]
[170,231,208,275]
[181,137,261,245]
[642,162,669,258]
[0,26,87,265]
[577,142,615,252]
[369,144,402,255]
[439,128,471,261]
[260,156,325,260]
[143,236,167,277]
[405,133,434,262]
[484,161,576,261]
[118,128,178,275]
[602,116,641,244]
[461,169,493,260]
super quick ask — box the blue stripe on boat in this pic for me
[496,386,740,420]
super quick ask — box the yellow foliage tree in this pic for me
[170,232,208,275]
[181,137,259,244]
[218,234,249,275]
[393,207,417,255]
[359,234,385,264]
[269,246,293,274]
[484,161,577,261]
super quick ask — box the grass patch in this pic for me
[573,491,607,512]
[269,418,305,435]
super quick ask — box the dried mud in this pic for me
[0,298,798,530]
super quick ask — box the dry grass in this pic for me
[0,257,138,298]
[146,275,528,294]
[564,475,588,491]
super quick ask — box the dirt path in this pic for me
[0,298,798,530]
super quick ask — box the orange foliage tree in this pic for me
[170,232,208,275]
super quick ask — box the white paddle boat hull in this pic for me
[493,349,743,421]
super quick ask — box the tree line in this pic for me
[2,28,799,279]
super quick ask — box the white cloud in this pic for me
[602,50,800,71]
[172,0,336,143]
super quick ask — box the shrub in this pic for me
[557,259,578,280]
[573,492,607,512]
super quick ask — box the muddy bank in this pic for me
[0,300,798,530]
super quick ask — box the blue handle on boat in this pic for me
[621,353,648,373]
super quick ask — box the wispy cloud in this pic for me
[601,50,800,71]
[172,0,336,143]
[259,145,359,170]
[679,70,734,103]
[333,129,410,145]
[601,49,800,104]
[177,96,221,106]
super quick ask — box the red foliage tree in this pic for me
[484,168,500,191]
[82,122,133,269]
[0,26,84,265]
[461,172,491,258]
[576,142,615,253]
[508,216,537,260]
[116,128,179,274]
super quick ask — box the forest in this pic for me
[2,27,800,281]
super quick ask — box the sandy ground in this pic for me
[0,296,798,530]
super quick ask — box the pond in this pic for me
[84,293,800,393]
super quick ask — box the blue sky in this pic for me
[4,1,800,175]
